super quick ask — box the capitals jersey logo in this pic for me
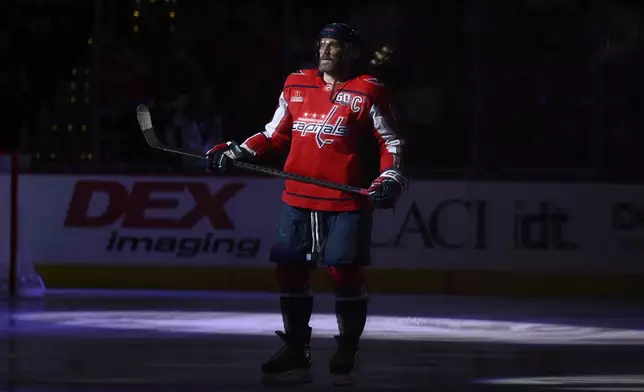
[292,106,347,148]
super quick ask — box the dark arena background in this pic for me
[1,0,644,390]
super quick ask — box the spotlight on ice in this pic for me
[12,311,644,346]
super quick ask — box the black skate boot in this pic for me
[329,335,360,386]
[261,328,312,385]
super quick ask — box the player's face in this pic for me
[318,38,346,73]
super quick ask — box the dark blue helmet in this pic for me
[316,23,360,60]
[318,23,357,43]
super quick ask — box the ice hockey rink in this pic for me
[1,290,644,391]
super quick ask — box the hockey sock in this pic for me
[328,266,367,344]
[280,295,313,343]
[335,296,368,343]
[276,265,313,343]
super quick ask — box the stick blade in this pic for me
[136,104,153,132]
[136,104,162,147]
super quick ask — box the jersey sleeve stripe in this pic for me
[369,104,402,156]
[263,92,289,138]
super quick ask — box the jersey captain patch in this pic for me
[333,92,363,113]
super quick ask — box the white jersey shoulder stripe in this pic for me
[369,104,402,165]
[263,91,289,138]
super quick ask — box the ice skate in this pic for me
[329,335,360,386]
[261,328,312,385]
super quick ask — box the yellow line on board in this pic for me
[36,265,644,298]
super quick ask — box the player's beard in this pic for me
[318,57,340,73]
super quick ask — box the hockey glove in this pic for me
[368,169,408,210]
[205,141,253,173]
[370,45,396,66]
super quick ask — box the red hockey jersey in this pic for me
[242,69,403,212]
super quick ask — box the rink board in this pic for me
[0,154,10,284]
[35,264,644,297]
[11,174,644,296]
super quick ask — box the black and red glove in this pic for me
[205,141,253,173]
[368,169,408,210]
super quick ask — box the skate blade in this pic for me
[262,368,312,386]
[331,373,355,387]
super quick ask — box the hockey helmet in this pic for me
[316,23,360,60]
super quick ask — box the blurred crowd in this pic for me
[2,0,644,180]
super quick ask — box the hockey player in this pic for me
[206,23,407,386]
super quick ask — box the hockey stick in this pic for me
[136,105,369,196]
